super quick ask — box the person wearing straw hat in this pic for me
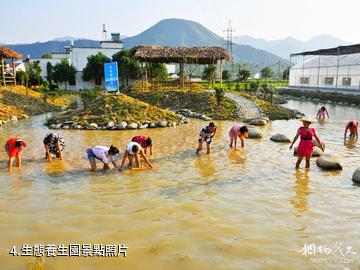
[289,117,324,169]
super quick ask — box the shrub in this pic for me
[215,87,225,105]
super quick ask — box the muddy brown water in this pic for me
[0,99,360,270]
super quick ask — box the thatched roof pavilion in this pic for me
[130,45,231,90]
[131,45,231,64]
[0,46,23,87]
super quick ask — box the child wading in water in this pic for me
[196,122,217,155]
[229,125,248,149]
[5,138,27,172]
[86,145,120,172]
[316,106,329,119]
[119,142,152,171]
[43,133,65,162]
[344,120,358,140]
[289,118,324,169]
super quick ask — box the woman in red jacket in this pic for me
[5,138,27,172]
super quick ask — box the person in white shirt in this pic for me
[86,145,120,172]
[119,142,152,171]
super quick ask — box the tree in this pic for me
[238,69,251,81]
[202,65,216,80]
[53,59,77,90]
[83,52,111,85]
[222,70,231,81]
[46,62,53,84]
[283,66,290,81]
[23,61,43,86]
[260,67,273,80]
[16,70,29,86]
[112,50,141,88]
[185,64,200,90]
[147,63,168,79]
[41,52,53,59]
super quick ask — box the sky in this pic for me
[1,0,359,44]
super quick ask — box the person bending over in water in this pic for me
[43,133,65,162]
[86,145,120,172]
[289,118,324,170]
[316,106,329,119]
[5,138,27,172]
[196,122,217,155]
[344,120,358,140]
[131,135,153,155]
[229,125,248,149]
[119,142,152,171]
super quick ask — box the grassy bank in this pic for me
[48,92,181,127]
[278,88,360,105]
[201,80,288,91]
[240,92,298,120]
[128,90,239,120]
[0,86,70,122]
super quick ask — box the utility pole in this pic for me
[223,20,236,79]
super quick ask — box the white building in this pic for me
[6,61,26,74]
[289,44,360,92]
[30,33,124,90]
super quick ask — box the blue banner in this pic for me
[104,62,119,92]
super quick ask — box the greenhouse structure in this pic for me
[289,44,360,92]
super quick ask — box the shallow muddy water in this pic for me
[0,100,360,270]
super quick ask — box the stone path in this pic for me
[224,91,263,120]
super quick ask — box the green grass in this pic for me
[0,86,70,121]
[128,90,239,120]
[48,92,181,126]
[200,80,288,91]
[240,92,298,120]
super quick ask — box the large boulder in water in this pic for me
[270,133,291,143]
[249,118,267,126]
[247,127,263,139]
[352,168,360,183]
[294,146,323,157]
[316,154,342,170]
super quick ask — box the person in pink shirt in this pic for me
[344,120,358,140]
[316,106,329,119]
[229,124,248,149]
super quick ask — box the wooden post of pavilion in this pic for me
[219,59,223,88]
[12,58,16,86]
[141,62,144,91]
[211,62,215,90]
[180,62,184,90]
[144,62,148,91]
[1,57,5,87]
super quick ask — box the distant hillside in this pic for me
[122,18,286,66]
[6,39,100,58]
[123,18,223,47]
[4,18,286,67]
[234,35,350,59]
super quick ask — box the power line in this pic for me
[223,20,235,64]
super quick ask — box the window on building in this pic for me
[324,77,334,85]
[300,77,309,84]
[342,77,351,86]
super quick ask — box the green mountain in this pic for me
[123,19,286,66]
[123,18,223,47]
